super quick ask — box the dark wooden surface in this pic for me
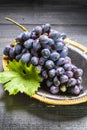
[0,2,87,130]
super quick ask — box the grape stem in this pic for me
[5,17,28,32]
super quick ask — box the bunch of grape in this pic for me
[3,23,83,96]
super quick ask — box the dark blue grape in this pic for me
[15,54,22,61]
[3,45,10,56]
[56,67,65,76]
[45,60,55,70]
[48,38,55,46]
[39,57,46,66]
[64,56,71,64]
[24,39,33,49]
[46,80,52,87]
[49,30,60,41]
[9,48,15,58]
[69,85,80,95]
[68,78,77,87]
[31,56,38,66]
[60,75,68,83]
[53,76,60,87]
[31,31,37,40]
[34,26,42,35]
[50,51,60,61]
[63,63,72,71]
[39,35,49,44]
[57,58,65,66]
[14,44,22,54]
[55,41,64,51]
[32,40,41,51]
[22,48,28,54]
[78,85,83,91]
[77,77,82,85]
[22,32,31,41]
[41,70,48,79]
[41,49,50,59]
[42,23,51,33]
[60,33,67,39]
[50,85,59,94]
[60,46,68,57]
[74,68,83,78]
[48,69,56,78]
[21,53,31,63]
[65,71,73,78]
[37,65,42,72]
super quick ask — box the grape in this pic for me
[60,75,68,83]
[45,60,55,70]
[22,48,28,54]
[21,53,31,63]
[33,40,41,51]
[74,68,83,78]
[50,51,60,61]
[68,78,77,87]
[48,38,55,46]
[37,65,42,72]
[41,49,50,59]
[63,63,72,71]
[39,57,46,66]
[9,48,15,58]
[22,32,31,41]
[14,44,22,54]
[15,54,22,61]
[57,58,65,66]
[41,70,48,79]
[55,41,64,51]
[24,39,33,49]
[16,33,24,42]
[39,35,49,44]
[60,46,68,57]
[31,56,38,66]
[50,85,59,94]
[42,23,51,33]
[31,31,37,40]
[65,71,73,78]
[56,67,65,76]
[46,80,52,87]
[60,33,67,39]
[64,56,71,64]
[77,77,82,85]
[48,69,56,78]
[78,85,83,91]
[3,45,10,56]
[53,76,60,87]
[69,85,80,95]
[49,30,60,41]
[34,26,42,35]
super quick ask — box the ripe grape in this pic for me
[49,30,60,41]
[21,53,31,63]
[46,80,52,87]
[42,23,51,33]
[57,57,65,66]
[24,39,33,49]
[60,33,67,39]
[31,56,38,66]
[39,35,49,44]
[65,71,73,78]
[63,63,72,71]
[45,60,55,70]
[3,45,10,56]
[39,57,46,66]
[34,26,42,35]
[55,41,64,51]
[41,48,50,59]
[60,46,68,57]
[74,68,83,78]
[9,48,15,58]
[48,69,56,78]
[69,85,80,95]
[56,67,65,76]
[68,78,77,87]
[50,85,59,94]
[53,76,60,87]
[60,75,68,83]
[14,44,22,54]
[41,70,48,79]
[50,51,60,61]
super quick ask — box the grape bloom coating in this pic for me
[3,23,83,96]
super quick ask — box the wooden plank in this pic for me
[0,4,87,25]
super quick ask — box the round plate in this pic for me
[2,38,87,105]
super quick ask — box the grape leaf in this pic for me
[0,60,42,97]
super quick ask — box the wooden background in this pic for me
[0,1,87,130]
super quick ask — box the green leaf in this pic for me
[0,60,42,97]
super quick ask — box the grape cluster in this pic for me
[3,23,83,96]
